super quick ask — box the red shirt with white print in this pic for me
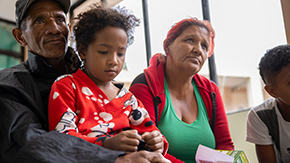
[48,69,168,154]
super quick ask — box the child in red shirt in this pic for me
[48,4,168,155]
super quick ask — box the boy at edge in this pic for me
[246,44,290,163]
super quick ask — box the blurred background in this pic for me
[1,0,290,162]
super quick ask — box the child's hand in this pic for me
[103,130,141,154]
[141,130,164,153]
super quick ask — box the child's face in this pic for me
[266,64,290,107]
[81,26,127,85]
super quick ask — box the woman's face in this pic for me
[80,26,127,85]
[167,25,210,75]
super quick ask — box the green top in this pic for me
[158,78,215,163]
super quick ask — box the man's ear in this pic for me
[12,28,27,46]
[265,85,277,98]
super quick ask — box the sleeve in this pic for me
[246,108,273,145]
[48,77,102,145]
[212,84,235,150]
[128,97,168,155]
[0,84,123,163]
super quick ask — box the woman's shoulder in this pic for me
[130,73,147,86]
[193,74,218,90]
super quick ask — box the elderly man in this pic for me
[0,0,170,162]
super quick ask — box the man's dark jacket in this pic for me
[0,48,123,163]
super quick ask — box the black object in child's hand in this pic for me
[137,139,151,151]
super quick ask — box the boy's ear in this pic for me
[12,28,27,46]
[265,85,277,98]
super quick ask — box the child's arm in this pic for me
[141,130,164,153]
[129,97,168,155]
[48,76,100,144]
[48,76,77,132]
[103,129,141,153]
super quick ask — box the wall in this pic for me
[227,109,258,163]
[222,86,249,112]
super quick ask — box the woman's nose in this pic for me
[192,43,202,55]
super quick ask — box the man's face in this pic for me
[21,0,69,60]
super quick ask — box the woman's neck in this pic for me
[165,64,194,98]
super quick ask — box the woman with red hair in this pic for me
[130,18,234,162]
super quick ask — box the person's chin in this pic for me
[44,50,66,58]
[45,44,66,53]
[184,65,200,75]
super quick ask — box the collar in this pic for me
[26,47,81,79]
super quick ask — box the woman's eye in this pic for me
[118,53,125,57]
[185,38,194,42]
[202,44,208,50]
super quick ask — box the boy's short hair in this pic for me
[259,44,290,85]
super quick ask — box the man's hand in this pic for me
[142,130,164,153]
[103,130,141,153]
[115,151,171,163]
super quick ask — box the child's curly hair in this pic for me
[71,4,140,55]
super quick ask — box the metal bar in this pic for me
[0,18,16,25]
[0,49,22,59]
[142,0,152,67]
[201,0,218,85]
[69,0,87,20]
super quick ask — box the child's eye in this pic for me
[99,51,108,55]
